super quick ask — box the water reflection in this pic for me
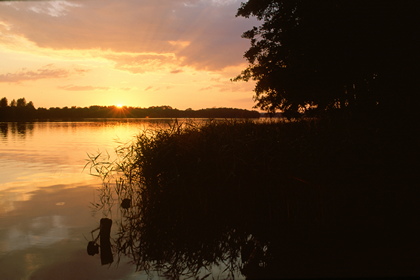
[1,184,103,279]
[0,122,7,138]
[90,178,316,280]
[0,120,171,188]
[1,120,185,279]
[0,122,35,140]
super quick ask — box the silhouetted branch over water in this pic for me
[87,118,419,279]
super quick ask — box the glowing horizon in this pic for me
[0,0,258,111]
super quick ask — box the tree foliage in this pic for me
[235,0,418,115]
[17,98,27,107]
[0,97,7,108]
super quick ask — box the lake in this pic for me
[2,119,418,279]
[0,119,205,280]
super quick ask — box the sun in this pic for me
[116,104,123,108]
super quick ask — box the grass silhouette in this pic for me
[87,116,419,279]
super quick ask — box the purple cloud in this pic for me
[0,0,258,71]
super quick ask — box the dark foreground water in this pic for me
[0,119,207,280]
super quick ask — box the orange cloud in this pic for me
[58,85,110,91]
[0,64,79,83]
[104,52,177,74]
[170,69,183,74]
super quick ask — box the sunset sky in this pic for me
[0,0,258,110]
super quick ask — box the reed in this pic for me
[87,116,418,279]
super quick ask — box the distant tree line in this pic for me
[0,97,37,120]
[0,97,260,120]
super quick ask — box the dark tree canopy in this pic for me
[16,98,27,107]
[0,97,7,108]
[0,97,260,121]
[235,0,419,115]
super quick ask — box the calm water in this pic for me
[0,119,187,280]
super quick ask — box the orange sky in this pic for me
[0,0,258,110]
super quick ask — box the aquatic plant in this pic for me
[86,119,324,277]
[87,117,418,279]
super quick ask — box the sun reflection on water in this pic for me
[0,120,184,279]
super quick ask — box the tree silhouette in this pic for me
[0,97,260,121]
[235,0,419,115]
[0,97,7,108]
[26,101,35,110]
[16,98,27,107]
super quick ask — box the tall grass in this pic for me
[87,117,418,279]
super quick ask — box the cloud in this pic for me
[0,0,258,71]
[104,52,177,74]
[168,40,190,48]
[170,69,183,74]
[28,1,82,17]
[58,85,110,91]
[0,64,75,83]
[199,86,213,91]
